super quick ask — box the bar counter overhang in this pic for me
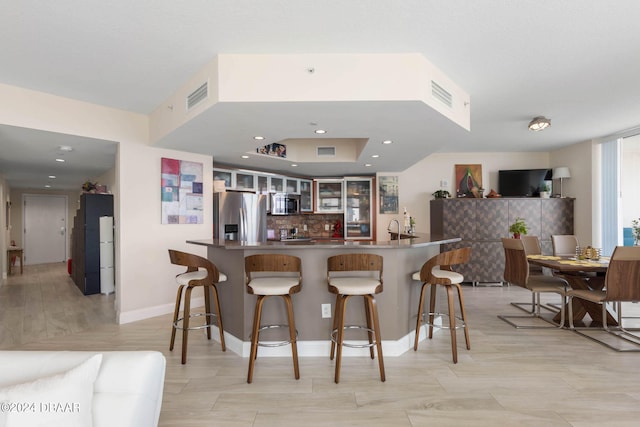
[187,234,461,358]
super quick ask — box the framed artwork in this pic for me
[455,164,483,198]
[161,157,203,224]
[379,176,399,214]
[256,142,286,158]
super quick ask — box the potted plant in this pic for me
[632,218,640,245]
[539,183,551,198]
[433,190,451,199]
[509,217,528,238]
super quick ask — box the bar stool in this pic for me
[168,249,227,364]
[245,254,302,384]
[327,253,385,383]
[412,247,471,363]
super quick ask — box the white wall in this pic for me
[621,134,640,228]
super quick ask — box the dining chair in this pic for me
[498,238,568,328]
[412,246,471,363]
[521,235,543,275]
[168,249,227,364]
[551,235,579,257]
[567,246,640,351]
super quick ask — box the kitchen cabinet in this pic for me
[344,178,373,240]
[286,178,299,194]
[269,176,285,193]
[430,197,574,283]
[235,172,256,191]
[213,168,235,189]
[299,179,313,212]
[256,175,269,194]
[315,179,344,213]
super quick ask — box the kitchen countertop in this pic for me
[187,233,460,250]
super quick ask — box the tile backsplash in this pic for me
[267,214,343,238]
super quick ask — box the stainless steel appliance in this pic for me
[270,193,300,215]
[213,193,267,242]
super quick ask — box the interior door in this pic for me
[23,195,67,265]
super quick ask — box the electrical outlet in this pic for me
[321,303,332,318]
[324,223,329,231]
[303,224,307,231]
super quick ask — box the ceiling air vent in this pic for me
[186,81,208,111]
[431,80,453,108]
[317,146,336,157]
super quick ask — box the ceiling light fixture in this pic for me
[528,116,551,131]
[314,129,326,134]
[55,158,65,162]
[241,155,249,159]
[371,154,380,158]
[58,145,73,152]
[48,175,56,179]
[291,164,298,167]
[253,136,264,140]
[365,163,372,167]
[382,140,393,145]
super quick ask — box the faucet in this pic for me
[388,219,400,240]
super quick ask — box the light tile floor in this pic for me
[2,263,640,426]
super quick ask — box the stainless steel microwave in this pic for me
[270,193,300,215]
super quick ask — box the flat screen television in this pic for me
[498,169,552,197]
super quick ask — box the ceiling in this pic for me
[2,1,640,190]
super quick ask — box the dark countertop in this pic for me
[187,233,461,250]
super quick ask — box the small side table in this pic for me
[7,247,23,275]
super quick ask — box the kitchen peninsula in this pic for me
[187,233,461,357]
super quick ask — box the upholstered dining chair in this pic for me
[567,246,640,351]
[412,246,472,363]
[551,235,579,257]
[498,238,568,328]
[521,235,543,276]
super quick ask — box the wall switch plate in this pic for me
[321,303,332,318]
[303,224,307,231]
[440,179,449,188]
[324,223,330,231]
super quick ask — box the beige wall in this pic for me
[0,82,599,321]
[0,84,213,323]
[376,151,550,241]
[549,140,595,246]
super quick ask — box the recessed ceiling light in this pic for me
[365,163,372,167]
[253,136,265,140]
[55,158,65,162]
[291,164,298,167]
[241,155,249,159]
[44,185,51,188]
[382,140,393,145]
[58,145,73,152]
[48,175,56,179]
[371,154,380,158]
[314,129,326,134]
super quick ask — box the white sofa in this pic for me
[0,351,166,427]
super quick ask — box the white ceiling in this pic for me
[2,1,640,190]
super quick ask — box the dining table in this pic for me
[526,254,613,327]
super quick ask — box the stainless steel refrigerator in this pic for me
[213,193,267,242]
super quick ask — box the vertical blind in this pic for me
[601,139,620,256]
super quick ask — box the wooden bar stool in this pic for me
[245,254,302,384]
[168,249,227,364]
[412,247,471,363]
[327,253,385,383]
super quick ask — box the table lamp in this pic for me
[553,166,571,198]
